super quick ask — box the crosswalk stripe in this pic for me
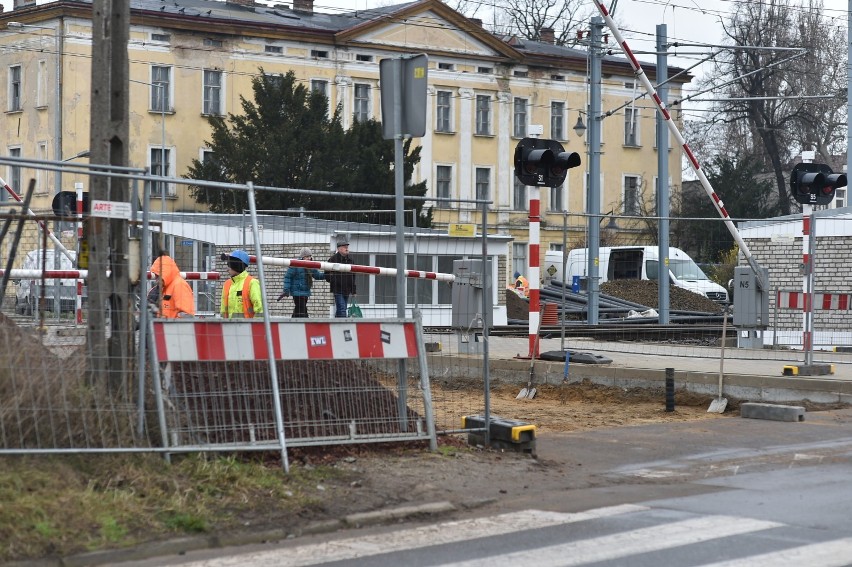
[176,505,647,567]
[440,515,782,567]
[696,538,852,567]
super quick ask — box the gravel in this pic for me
[601,280,723,314]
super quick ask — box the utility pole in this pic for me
[88,0,132,388]
[656,24,670,324]
[587,16,604,325]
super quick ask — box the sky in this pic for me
[313,0,850,94]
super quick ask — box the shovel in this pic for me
[708,305,729,413]
[517,314,543,399]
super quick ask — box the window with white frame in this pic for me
[353,83,370,123]
[436,165,452,208]
[202,70,222,116]
[436,90,452,133]
[549,184,564,212]
[624,175,641,215]
[9,65,22,112]
[835,187,847,209]
[37,60,47,108]
[624,106,639,146]
[151,66,171,112]
[512,243,527,279]
[264,73,283,88]
[311,79,328,98]
[151,147,174,197]
[513,98,528,138]
[551,101,565,140]
[475,167,490,203]
[475,94,491,135]
[513,178,527,211]
[5,147,21,201]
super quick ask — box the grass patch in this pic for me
[0,453,344,563]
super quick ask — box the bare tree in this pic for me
[788,1,848,164]
[698,0,846,216]
[494,0,591,45]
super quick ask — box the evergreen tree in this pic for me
[187,69,430,227]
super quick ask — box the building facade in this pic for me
[0,0,688,281]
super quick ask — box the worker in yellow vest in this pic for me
[220,249,263,318]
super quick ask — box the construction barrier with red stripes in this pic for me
[151,318,437,454]
[776,291,852,311]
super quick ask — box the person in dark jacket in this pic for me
[326,238,356,317]
[278,247,324,318]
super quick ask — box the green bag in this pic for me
[347,299,363,318]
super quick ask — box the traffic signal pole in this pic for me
[587,17,603,326]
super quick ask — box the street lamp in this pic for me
[130,79,167,213]
[573,114,587,137]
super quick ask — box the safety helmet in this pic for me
[229,250,250,265]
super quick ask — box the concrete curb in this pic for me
[741,402,806,422]
[36,501,458,567]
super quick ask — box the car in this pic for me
[15,249,85,315]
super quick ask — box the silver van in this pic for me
[15,249,85,314]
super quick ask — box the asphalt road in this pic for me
[119,407,852,567]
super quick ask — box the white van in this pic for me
[15,249,84,314]
[543,246,728,303]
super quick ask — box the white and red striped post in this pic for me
[528,187,541,358]
[801,151,815,364]
[75,182,84,325]
[527,124,544,359]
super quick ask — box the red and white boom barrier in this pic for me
[589,2,765,288]
[239,254,456,283]
[0,270,220,280]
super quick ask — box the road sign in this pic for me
[380,54,428,139]
[90,200,131,219]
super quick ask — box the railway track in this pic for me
[427,323,732,342]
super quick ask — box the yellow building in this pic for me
[0,0,688,277]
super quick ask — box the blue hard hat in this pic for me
[229,250,250,265]
[514,271,521,279]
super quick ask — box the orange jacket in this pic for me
[150,256,195,319]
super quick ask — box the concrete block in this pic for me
[741,402,805,422]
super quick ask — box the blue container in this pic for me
[571,275,580,293]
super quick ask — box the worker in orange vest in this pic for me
[220,250,263,318]
[149,255,195,318]
[513,271,530,296]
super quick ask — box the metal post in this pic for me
[137,177,150,438]
[587,17,604,326]
[656,24,671,325]
[392,60,409,431]
[560,211,567,351]
[160,83,166,214]
[481,196,491,446]
[246,181,290,473]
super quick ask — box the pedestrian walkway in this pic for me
[130,505,852,567]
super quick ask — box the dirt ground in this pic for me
[283,381,731,524]
[467,381,727,434]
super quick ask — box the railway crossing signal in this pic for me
[790,163,847,206]
[514,137,581,188]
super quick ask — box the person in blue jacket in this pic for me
[278,247,325,318]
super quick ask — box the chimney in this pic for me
[540,27,555,44]
[469,18,482,27]
[293,0,313,13]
